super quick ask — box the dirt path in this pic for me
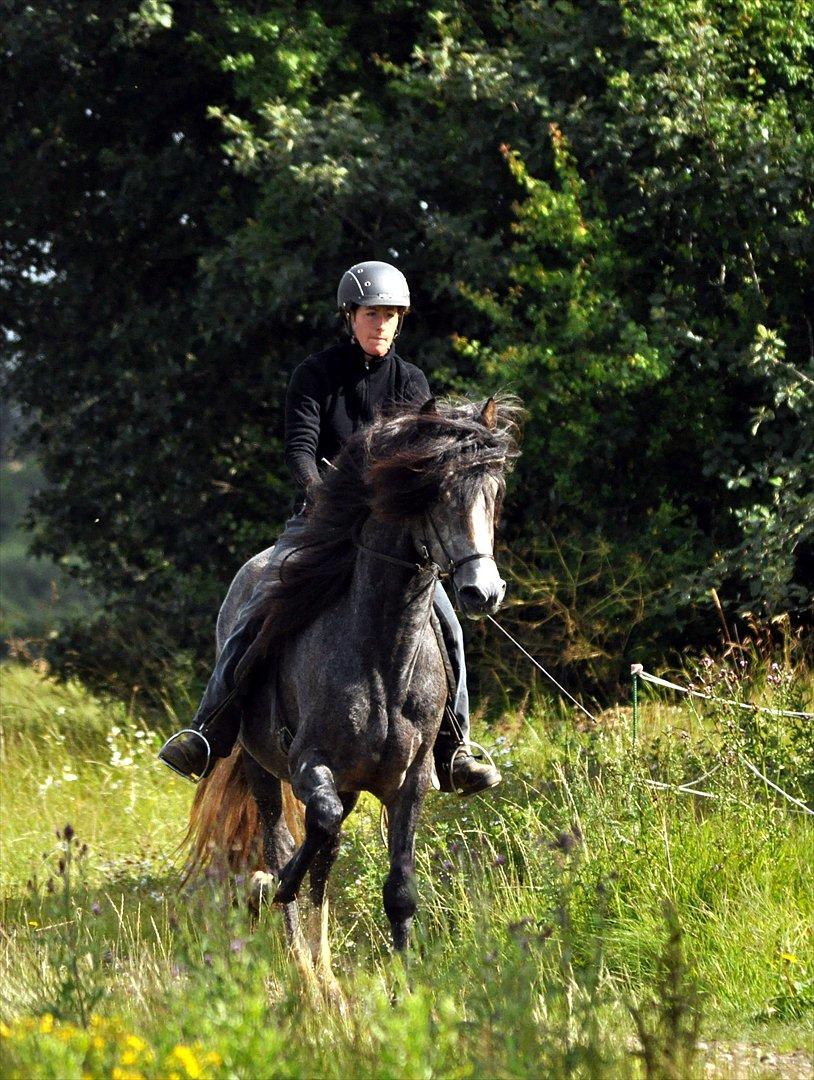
[700,1040,813,1078]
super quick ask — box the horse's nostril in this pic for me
[458,584,492,609]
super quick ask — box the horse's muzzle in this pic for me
[456,578,507,618]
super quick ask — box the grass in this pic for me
[0,658,812,1078]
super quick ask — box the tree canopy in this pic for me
[3,0,812,697]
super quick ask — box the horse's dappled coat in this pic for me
[186,395,521,957]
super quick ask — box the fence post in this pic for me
[630,664,643,746]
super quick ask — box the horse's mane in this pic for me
[248,394,522,658]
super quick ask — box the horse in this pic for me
[185,395,520,979]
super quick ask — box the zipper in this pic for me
[362,358,371,418]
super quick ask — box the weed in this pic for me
[628,902,703,1080]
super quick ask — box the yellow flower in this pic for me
[124,1033,148,1053]
[92,1034,106,1051]
[0,1022,11,1039]
[39,1014,55,1034]
[28,919,40,928]
[167,1044,203,1078]
[780,952,799,964]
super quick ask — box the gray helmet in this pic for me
[337,260,410,312]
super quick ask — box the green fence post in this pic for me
[631,664,643,746]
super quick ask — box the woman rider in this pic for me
[159,260,501,797]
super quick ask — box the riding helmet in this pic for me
[337,261,410,312]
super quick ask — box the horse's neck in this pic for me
[348,519,437,669]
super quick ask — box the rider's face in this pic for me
[351,305,401,357]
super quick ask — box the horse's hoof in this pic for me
[274,879,298,905]
[248,870,277,915]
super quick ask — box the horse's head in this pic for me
[366,394,522,618]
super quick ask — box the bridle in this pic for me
[420,511,497,586]
[353,509,497,588]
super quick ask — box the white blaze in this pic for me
[455,479,503,597]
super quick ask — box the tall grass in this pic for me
[1,659,812,1078]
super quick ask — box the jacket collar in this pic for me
[346,339,396,369]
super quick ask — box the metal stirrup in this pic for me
[158,729,212,785]
[448,740,499,795]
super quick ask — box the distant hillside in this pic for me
[1,429,94,647]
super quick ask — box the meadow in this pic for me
[1,648,812,1079]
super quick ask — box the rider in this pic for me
[159,260,501,797]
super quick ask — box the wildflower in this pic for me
[39,1014,54,1034]
[64,823,75,841]
[28,919,39,927]
[230,938,245,953]
[550,823,583,853]
[780,952,799,964]
[91,900,102,915]
[168,1043,203,1078]
[492,854,507,867]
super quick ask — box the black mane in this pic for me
[253,395,522,653]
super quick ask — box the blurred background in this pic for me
[2,0,812,708]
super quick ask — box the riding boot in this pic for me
[159,513,312,782]
[433,705,502,796]
[158,599,269,782]
[431,584,501,796]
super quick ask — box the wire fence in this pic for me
[484,616,814,817]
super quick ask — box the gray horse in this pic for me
[186,396,520,972]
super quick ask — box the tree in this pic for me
[3,0,811,699]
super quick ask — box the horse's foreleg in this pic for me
[307,792,358,993]
[242,756,308,960]
[383,760,431,952]
[275,756,343,905]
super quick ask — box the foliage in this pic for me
[0,402,94,644]
[1,660,812,1076]
[2,0,812,695]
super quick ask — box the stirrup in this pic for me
[158,729,212,785]
[449,740,499,795]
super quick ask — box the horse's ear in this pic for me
[419,398,438,415]
[480,397,497,430]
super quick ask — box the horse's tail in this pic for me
[183,748,304,882]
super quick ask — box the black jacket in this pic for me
[284,339,431,494]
